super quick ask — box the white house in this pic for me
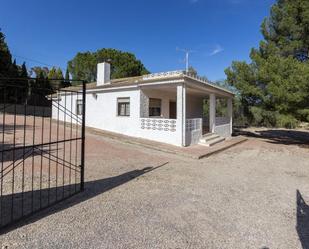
[52,62,234,147]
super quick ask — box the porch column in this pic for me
[209,93,216,133]
[177,84,186,146]
[140,89,149,118]
[227,97,233,135]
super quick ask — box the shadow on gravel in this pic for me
[0,162,168,235]
[234,129,309,148]
[297,190,309,249]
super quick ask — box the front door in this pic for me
[169,101,176,119]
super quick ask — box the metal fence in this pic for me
[0,77,86,230]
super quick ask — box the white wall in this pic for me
[51,86,232,146]
[52,93,82,126]
[52,88,183,146]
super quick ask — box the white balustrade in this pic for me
[140,118,177,132]
[142,71,184,80]
[186,118,202,131]
[214,117,231,137]
[185,118,202,146]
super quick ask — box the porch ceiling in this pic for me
[185,78,234,98]
[140,79,233,99]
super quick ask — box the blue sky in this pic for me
[1,0,275,81]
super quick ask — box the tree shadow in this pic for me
[297,190,309,249]
[234,129,309,148]
[0,162,168,235]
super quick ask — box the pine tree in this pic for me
[0,30,14,77]
[47,67,57,79]
[56,68,64,80]
[225,0,309,128]
[67,48,149,83]
[65,68,70,81]
[10,59,19,78]
[20,62,28,78]
[63,68,71,87]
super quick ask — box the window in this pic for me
[117,97,130,116]
[76,99,83,115]
[149,98,161,117]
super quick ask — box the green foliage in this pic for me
[31,66,49,79]
[248,107,299,128]
[47,67,69,89]
[0,29,23,78]
[276,114,299,129]
[67,48,149,83]
[0,29,13,77]
[187,66,197,77]
[20,62,28,78]
[65,68,70,81]
[297,109,309,122]
[249,107,277,127]
[225,0,309,128]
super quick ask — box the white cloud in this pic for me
[210,44,224,56]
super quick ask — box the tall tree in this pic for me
[63,68,71,87]
[47,67,65,89]
[0,29,18,78]
[20,62,28,78]
[65,68,70,81]
[225,0,309,128]
[47,67,57,79]
[56,68,64,81]
[67,48,150,83]
[31,66,49,79]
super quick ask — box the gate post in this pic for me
[80,80,86,191]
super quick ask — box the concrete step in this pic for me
[203,133,216,138]
[199,133,225,147]
[199,134,220,143]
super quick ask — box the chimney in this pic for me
[97,62,111,86]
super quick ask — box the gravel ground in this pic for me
[0,127,309,249]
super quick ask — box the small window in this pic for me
[117,97,130,116]
[149,98,161,117]
[76,99,83,115]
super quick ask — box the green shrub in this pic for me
[261,110,277,127]
[249,106,263,125]
[297,109,309,122]
[249,107,277,127]
[275,114,299,129]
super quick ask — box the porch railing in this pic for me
[214,116,231,137]
[186,118,202,131]
[140,118,177,132]
[185,118,202,146]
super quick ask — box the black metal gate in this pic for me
[0,77,86,230]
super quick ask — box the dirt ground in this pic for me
[0,126,309,249]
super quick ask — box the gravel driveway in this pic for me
[1,128,309,249]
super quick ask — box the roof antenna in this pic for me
[176,47,195,73]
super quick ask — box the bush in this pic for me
[275,114,299,129]
[248,107,299,128]
[249,106,263,125]
[249,107,277,127]
[297,109,309,122]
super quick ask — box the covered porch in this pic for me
[139,79,233,147]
